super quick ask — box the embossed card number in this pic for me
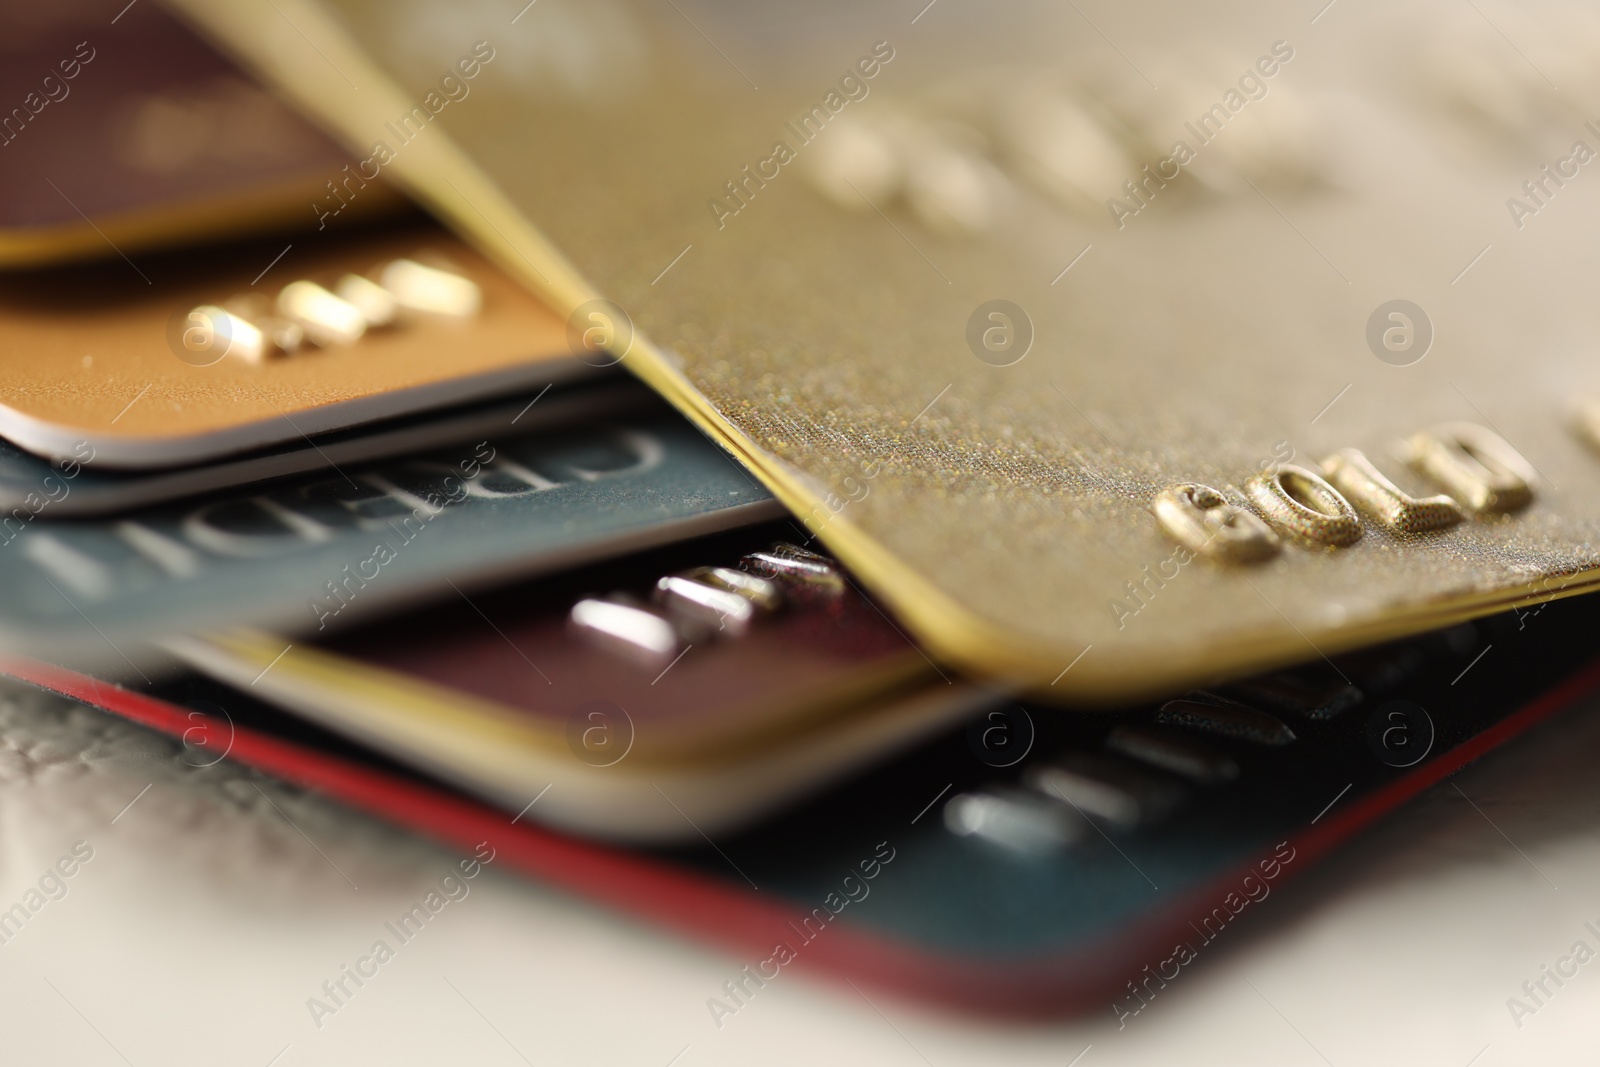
[175,255,481,367]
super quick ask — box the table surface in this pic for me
[0,675,1594,1067]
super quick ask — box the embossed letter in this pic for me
[1320,448,1462,534]
[1244,465,1361,546]
[1405,423,1534,514]
[1151,483,1279,564]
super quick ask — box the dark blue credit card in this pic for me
[12,528,1596,1019]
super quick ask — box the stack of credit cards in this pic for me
[6,0,1600,1020]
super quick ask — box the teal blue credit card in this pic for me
[1,398,778,667]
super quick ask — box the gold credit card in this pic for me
[168,0,1600,699]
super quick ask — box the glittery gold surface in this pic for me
[170,0,1600,701]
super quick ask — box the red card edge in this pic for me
[5,654,1595,1020]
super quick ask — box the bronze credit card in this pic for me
[0,222,589,465]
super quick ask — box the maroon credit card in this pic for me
[315,540,935,761]
[0,2,404,265]
[161,534,988,841]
